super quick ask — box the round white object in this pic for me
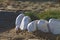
[15,14,24,31]
[49,18,60,34]
[37,19,49,32]
[27,20,38,32]
[20,16,31,30]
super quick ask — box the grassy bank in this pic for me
[25,9,60,21]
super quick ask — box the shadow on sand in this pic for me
[32,30,57,40]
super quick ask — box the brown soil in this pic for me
[0,0,60,13]
[0,28,58,40]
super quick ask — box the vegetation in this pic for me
[25,12,39,21]
[25,10,60,21]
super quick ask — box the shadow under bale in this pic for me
[32,30,57,40]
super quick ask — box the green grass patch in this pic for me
[24,12,39,21]
[24,10,60,21]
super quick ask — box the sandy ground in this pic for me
[0,0,60,40]
[0,0,60,13]
[0,28,57,40]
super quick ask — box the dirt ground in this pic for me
[0,0,60,40]
[0,28,58,40]
[0,0,60,13]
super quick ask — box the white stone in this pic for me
[37,19,49,32]
[15,14,24,31]
[27,20,38,32]
[49,18,60,34]
[20,16,31,30]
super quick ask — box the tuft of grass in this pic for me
[24,12,39,21]
[39,10,60,20]
[24,10,60,21]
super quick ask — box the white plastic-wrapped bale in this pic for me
[37,19,49,32]
[27,20,38,32]
[49,18,60,34]
[15,14,24,31]
[20,16,31,30]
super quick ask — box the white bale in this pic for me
[15,14,24,31]
[27,20,38,32]
[49,18,60,34]
[20,16,31,30]
[37,19,49,32]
